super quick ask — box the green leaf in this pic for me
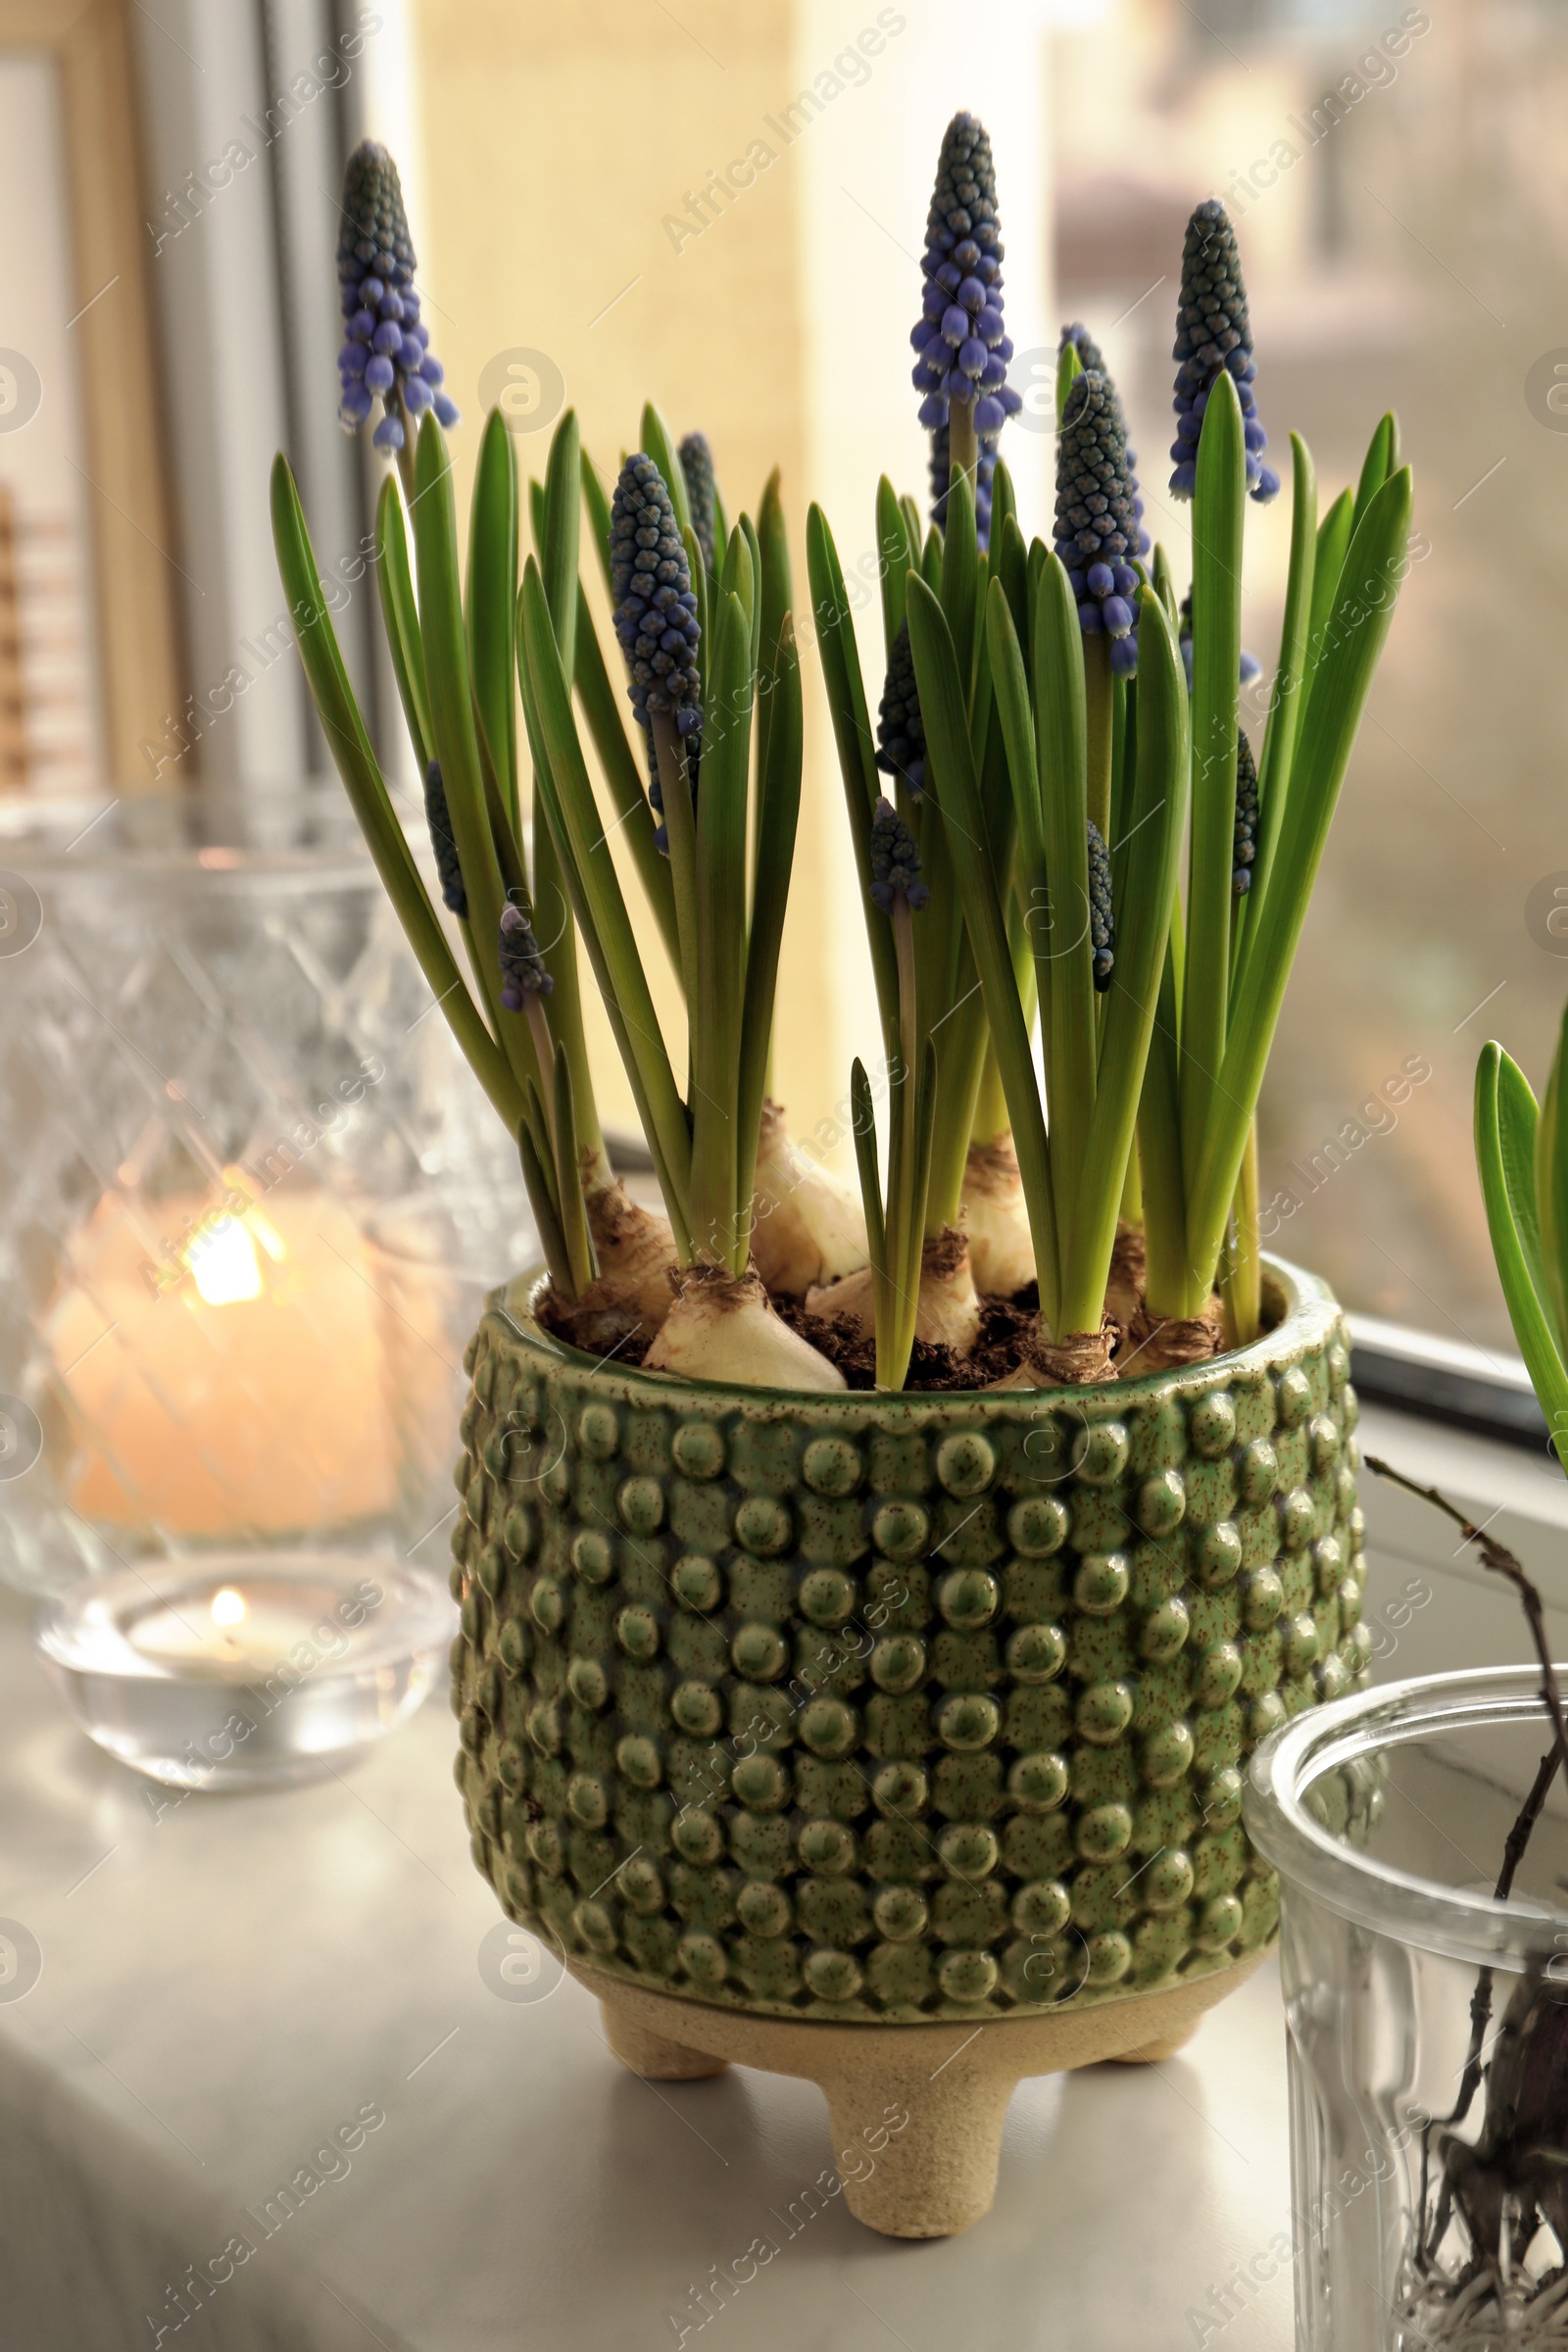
[1477,1043,1568,1456]
[1034,553,1093,1269]
[517,1102,572,1295]
[411,417,520,1063]
[691,588,753,1270]
[1189,465,1414,1293]
[1244,431,1317,945]
[374,477,432,775]
[737,613,802,1213]
[581,449,615,599]
[270,451,524,1135]
[1534,1001,1568,1354]
[1351,412,1398,540]
[467,408,519,830]
[906,573,1058,1329]
[543,408,582,681]
[1181,365,1245,1193]
[756,466,792,790]
[875,474,913,654]
[805,502,901,1073]
[569,582,681,973]
[1062,587,1188,1332]
[517,557,693,1239]
[1300,485,1355,720]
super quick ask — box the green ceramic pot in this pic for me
[449,1253,1367,2026]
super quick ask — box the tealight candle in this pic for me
[34,1554,453,1789]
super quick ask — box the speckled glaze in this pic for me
[449,1255,1368,2025]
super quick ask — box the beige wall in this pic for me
[407,0,1054,1151]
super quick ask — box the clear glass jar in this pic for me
[1246,1666,1568,2351]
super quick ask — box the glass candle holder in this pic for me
[365,1186,536,1573]
[34,1552,453,1788]
[1246,1667,1568,2352]
[0,790,516,1592]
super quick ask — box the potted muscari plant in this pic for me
[1245,1018,1568,2348]
[273,124,1412,2236]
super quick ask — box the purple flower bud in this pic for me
[1102,595,1133,636]
[433,393,460,427]
[1170,201,1276,502]
[335,140,458,463]
[1078,600,1104,633]
[1087,561,1114,598]
[915,115,1015,549]
[1108,634,1139,677]
[339,341,368,377]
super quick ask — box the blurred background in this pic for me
[0,0,1556,1351]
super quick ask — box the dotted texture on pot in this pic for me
[449,1263,1366,2023]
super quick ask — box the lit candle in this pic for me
[43,1175,394,1538]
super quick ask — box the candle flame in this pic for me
[210,1587,247,1630]
[187,1217,263,1305]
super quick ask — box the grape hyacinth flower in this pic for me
[1232,729,1259,896]
[869,797,930,912]
[1059,323,1149,582]
[875,618,926,800]
[423,760,466,918]
[336,140,458,457]
[610,454,703,850]
[908,113,1020,545]
[1053,369,1146,677]
[678,431,717,577]
[1169,199,1278,503]
[1087,819,1114,990]
[497,902,553,1010]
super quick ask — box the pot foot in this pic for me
[817,2052,1017,2238]
[599,1997,729,2081]
[1107,2024,1199,2064]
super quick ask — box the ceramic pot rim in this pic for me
[1245,1664,1568,1969]
[485,1250,1339,1416]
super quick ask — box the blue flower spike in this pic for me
[497,902,554,1011]
[1232,729,1259,896]
[1169,199,1278,504]
[869,797,930,914]
[678,432,718,579]
[1088,819,1114,990]
[336,140,458,457]
[610,454,703,854]
[875,618,926,801]
[909,113,1021,547]
[1054,368,1146,678]
[423,760,467,918]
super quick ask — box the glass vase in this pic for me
[1246,1665,1568,2352]
[0,789,523,1593]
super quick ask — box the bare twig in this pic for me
[1365,1457,1568,1768]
